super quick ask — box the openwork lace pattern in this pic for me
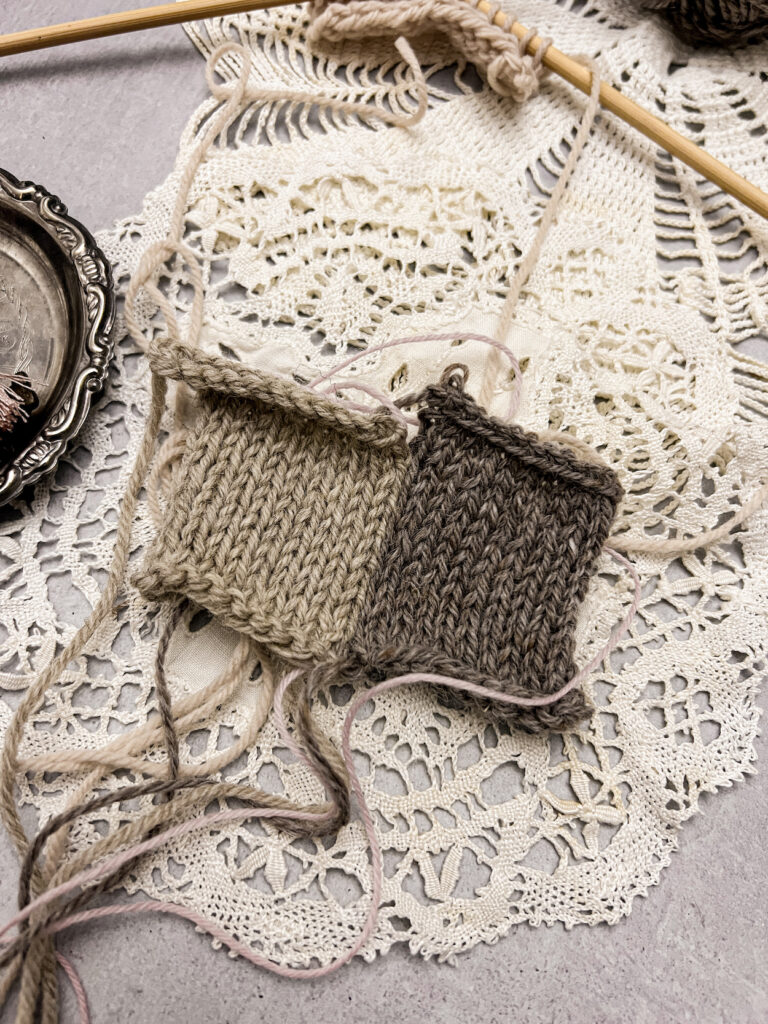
[1,0,767,967]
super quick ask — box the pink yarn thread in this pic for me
[0,548,639,979]
[234,332,521,430]
[317,380,419,427]
[284,330,525,427]
[310,331,523,421]
[56,953,90,1024]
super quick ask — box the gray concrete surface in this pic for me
[1,4,767,1022]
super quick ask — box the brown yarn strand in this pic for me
[4,656,349,994]
[153,598,189,784]
[0,955,22,1008]
[19,634,257,779]
[18,779,210,912]
[24,387,184,1024]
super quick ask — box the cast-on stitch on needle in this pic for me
[309,0,550,102]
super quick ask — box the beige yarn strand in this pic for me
[495,55,601,342]
[477,53,602,411]
[609,477,768,554]
[0,955,21,1008]
[1,42,428,1016]
[19,636,256,778]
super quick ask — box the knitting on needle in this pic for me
[0,0,766,221]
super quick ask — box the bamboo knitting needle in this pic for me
[0,0,290,55]
[0,0,766,221]
[472,0,768,221]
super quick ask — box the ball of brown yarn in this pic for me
[642,0,768,44]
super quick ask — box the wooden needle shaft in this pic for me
[0,0,766,220]
[0,0,289,56]
[472,0,768,220]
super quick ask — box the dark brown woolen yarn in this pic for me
[641,0,768,44]
[347,368,623,733]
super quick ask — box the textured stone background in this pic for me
[0,4,766,1021]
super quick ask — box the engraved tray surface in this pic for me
[0,167,114,504]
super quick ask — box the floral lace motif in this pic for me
[1,0,766,967]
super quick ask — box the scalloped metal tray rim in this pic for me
[0,167,115,505]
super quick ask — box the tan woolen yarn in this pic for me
[133,339,411,663]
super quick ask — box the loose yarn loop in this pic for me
[309,331,524,420]
[309,0,552,103]
[124,36,427,357]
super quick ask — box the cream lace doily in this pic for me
[1,0,767,967]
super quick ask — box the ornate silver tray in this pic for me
[0,168,114,505]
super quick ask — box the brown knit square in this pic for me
[133,340,411,664]
[350,371,624,732]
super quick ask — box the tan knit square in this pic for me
[134,340,411,663]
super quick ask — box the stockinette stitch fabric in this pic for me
[326,366,624,733]
[133,338,411,663]
[135,341,621,732]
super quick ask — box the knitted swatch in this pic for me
[135,344,622,730]
[134,340,411,663]
[346,368,624,732]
